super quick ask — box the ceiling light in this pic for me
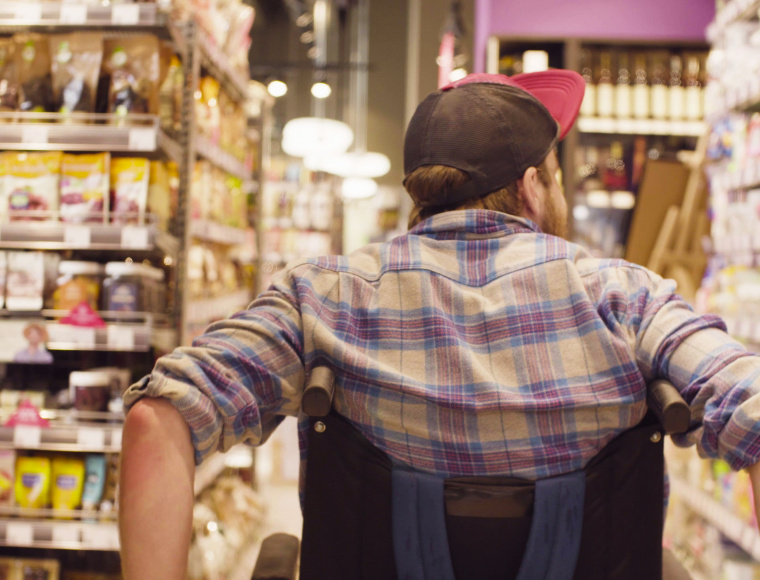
[342,177,377,200]
[311,151,391,178]
[311,82,331,99]
[610,191,636,210]
[281,117,354,157]
[267,80,288,98]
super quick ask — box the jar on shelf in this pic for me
[69,370,113,412]
[102,262,165,314]
[51,261,105,312]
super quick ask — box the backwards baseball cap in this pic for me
[403,70,585,208]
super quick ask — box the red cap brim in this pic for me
[442,70,585,140]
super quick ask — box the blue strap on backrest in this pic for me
[514,470,586,580]
[391,469,456,580]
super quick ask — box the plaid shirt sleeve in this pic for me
[598,263,760,470]
[123,269,306,465]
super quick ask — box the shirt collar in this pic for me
[409,210,542,239]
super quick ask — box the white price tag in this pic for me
[111,3,139,24]
[128,128,156,151]
[66,326,96,348]
[64,225,91,247]
[17,3,41,20]
[6,522,33,546]
[107,325,135,350]
[21,125,48,144]
[13,426,41,448]
[77,427,105,449]
[111,428,122,450]
[121,226,149,249]
[59,4,86,23]
[52,524,80,545]
[81,525,105,548]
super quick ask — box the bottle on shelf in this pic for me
[580,49,596,117]
[669,54,685,121]
[604,141,628,191]
[633,53,651,120]
[684,54,703,121]
[616,52,632,119]
[596,50,615,118]
[650,52,669,120]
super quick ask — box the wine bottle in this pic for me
[616,52,632,119]
[597,50,615,118]
[669,54,685,121]
[633,53,650,119]
[580,49,596,117]
[650,52,669,120]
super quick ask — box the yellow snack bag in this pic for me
[15,456,51,509]
[61,153,110,223]
[6,151,63,220]
[109,157,149,225]
[52,456,85,516]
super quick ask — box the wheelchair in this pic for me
[251,367,694,580]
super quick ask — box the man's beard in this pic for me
[542,194,567,240]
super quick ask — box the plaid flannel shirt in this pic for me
[124,210,760,490]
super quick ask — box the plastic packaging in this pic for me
[0,450,14,507]
[49,33,103,116]
[101,36,160,120]
[51,456,85,516]
[15,456,51,509]
[14,34,53,114]
[6,251,45,311]
[52,261,104,312]
[6,152,63,220]
[81,454,106,511]
[69,371,112,412]
[60,153,110,223]
[103,261,164,313]
[148,161,171,231]
[109,157,149,225]
[0,40,19,113]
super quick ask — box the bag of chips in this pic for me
[60,153,110,223]
[110,157,149,224]
[6,151,63,220]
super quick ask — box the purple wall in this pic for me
[474,0,716,72]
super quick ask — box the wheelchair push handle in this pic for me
[647,379,690,435]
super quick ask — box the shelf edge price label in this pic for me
[52,524,80,545]
[111,428,122,450]
[66,326,96,349]
[16,3,41,21]
[111,3,139,24]
[6,522,33,546]
[128,128,157,151]
[77,427,105,450]
[13,425,41,448]
[121,226,149,249]
[64,225,91,247]
[21,125,49,145]
[107,325,135,351]
[59,4,87,24]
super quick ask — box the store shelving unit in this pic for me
[577,117,706,136]
[0,519,120,551]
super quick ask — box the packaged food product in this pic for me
[81,454,106,511]
[60,153,109,223]
[51,456,85,515]
[69,371,112,412]
[109,157,149,225]
[17,559,60,580]
[6,251,45,311]
[52,261,104,312]
[15,456,51,509]
[6,152,63,220]
[14,34,53,114]
[101,36,160,120]
[159,53,181,136]
[0,450,15,507]
[0,251,7,309]
[196,76,220,142]
[148,161,170,231]
[102,261,164,312]
[49,33,103,116]
[0,558,12,580]
[0,40,19,114]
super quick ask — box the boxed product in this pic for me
[5,152,63,221]
[110,158,149,225]
[15,455,51,509]
[49,33,103,116]
[101,36,160,119]
[0,449,14,507]
[14,34,53,114]
[60,153,110,223]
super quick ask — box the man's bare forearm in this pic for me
[119,398,195,580]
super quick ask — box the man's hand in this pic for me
[119,398,195,580]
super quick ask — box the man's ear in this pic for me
[518,167,542,223]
